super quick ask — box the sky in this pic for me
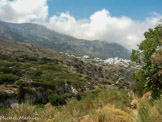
[48,0,162,20]
[0,0,162,50]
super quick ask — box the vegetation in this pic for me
[0,21,131,59]
[136,97,162,122]
[0,53,87,104]
[131,25,162,98]
[0,25,161,121]
[0,89,133,122]
[0,91,9,102]
[0,74,16,84]
[0,51,133,107]
[48,93,72,106]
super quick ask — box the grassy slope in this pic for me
[0,89,161,122]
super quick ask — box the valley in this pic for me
[0,21,161,122]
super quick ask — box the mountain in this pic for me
[0,20,130,59]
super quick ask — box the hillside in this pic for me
[0,23,161,122]
[0,20,130,59]
[0,39,134,107]
[0,39,59,58]
[1,88,161,122]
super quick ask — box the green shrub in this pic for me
[40,57,53,64]
[0,54,12,61]
[0,74,16,84]
[62,93,73,99]
[0,60,6,66]
[46,89,53,96]
[20,55,38,62]
[0,67,12,74]
[30,70,43,79]
[11,68,22,76]
[48,93,72,106]
[15,80,28,86]
[0,66,22,76]
[0,91,8,102]
[23,87,36,94]
[48,94,66,106]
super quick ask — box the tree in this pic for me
[131,25,162,98]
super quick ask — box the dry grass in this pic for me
[135,97,162,122]
[1,90,161,122]
[0,89,133,122]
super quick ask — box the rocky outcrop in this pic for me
[64,81,78,95]
[0,81,79,107]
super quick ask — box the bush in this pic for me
[0,54,12,61]
[40,57,53,64]
[46,89,53,96]
[21,55,38,61]
[0,67,12,74]
[40,57,58,64]
[15,80,28,86]
[0,91,8,102]
[62,93,73,99]
[11,68,22,76]
[48,94,66,106]
[0,66,22,76]
[48,93,72,106]
[0,74,16,84]
[31,70,43,77]
[23,87,36,94]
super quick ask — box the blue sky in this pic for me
[0,0,161,49]
[48,0,162,20]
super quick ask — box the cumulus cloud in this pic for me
[0,0,161,50]
[47,9,162,50]
[0,0,48,23]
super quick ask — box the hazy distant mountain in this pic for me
[0,20,130,59]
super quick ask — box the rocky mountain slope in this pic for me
[0,20,130,59]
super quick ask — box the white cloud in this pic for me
[0,1,161,50]
[0,0,48,23]
[47,9,162,50]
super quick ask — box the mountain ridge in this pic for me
[0,20,131,59]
